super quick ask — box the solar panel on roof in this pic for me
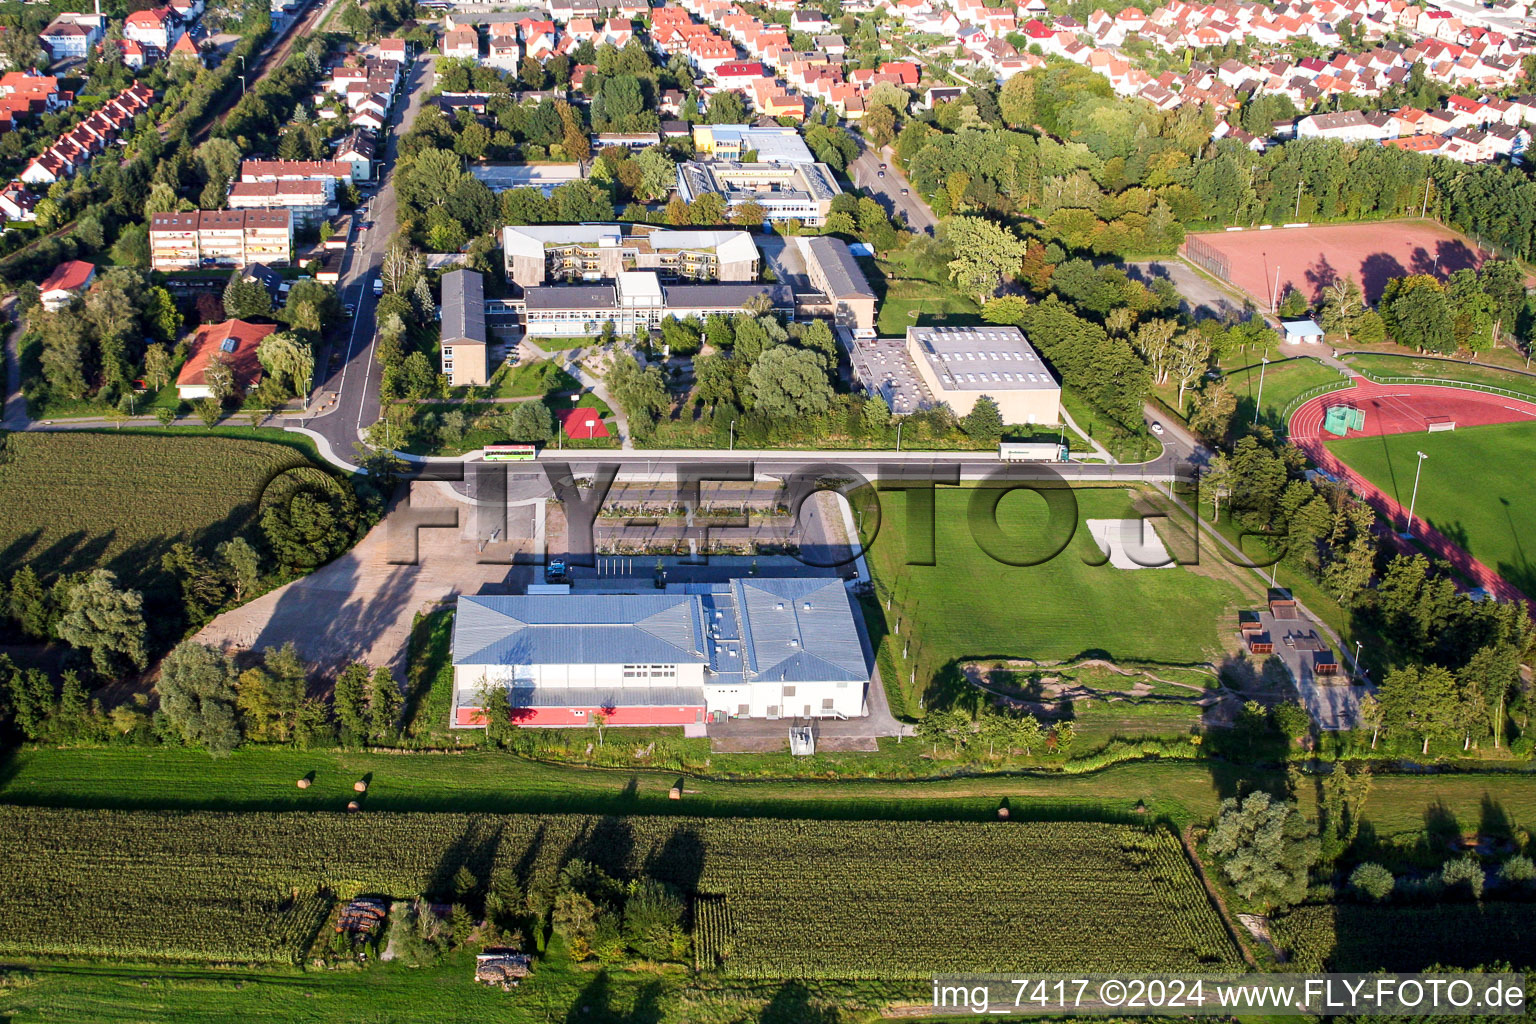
[220,337,237,353]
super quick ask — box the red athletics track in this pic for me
[1289,378,1536,604]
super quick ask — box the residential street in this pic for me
[300,53,437,458]
[849,138,937,235]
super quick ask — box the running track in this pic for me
[1290,378,1536,604]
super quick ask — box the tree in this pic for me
[1356,692,1384,750]
[143,343,175,391]
[8,566,50,639]
[161,541,228,622]
[157,641,243,755]
[261,481,360,570]
[747,346,833,419]
[622,878,687,961]
[1378,664,1461,754]
[688,191,725,226]
[1205,791,1320,910]
[961,395,1004,440]
[706,89,746,124]
[634,147,676,203]
[54,569,148,676]
[237,642,307,742]
[1169,330,1213,407]
[861,394,891,435]
[1349,862,1394,901]
[944,216,1026,301]
[4,662,55,740]
[1319,277,1364,341]
[1387,280,1455,353]
[508,399,554,441]
[223,272,273,320]
[368,666,402,739]
[1188,380,1236,443]
[216,537,261,603]
[256,332,315,398]
[195,397,223,427]
[603,353,669,431]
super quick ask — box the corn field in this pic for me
[0,433,310,585]
[0,808,1240,973]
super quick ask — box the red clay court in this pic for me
[1290,378,1536,603]
[1184,220,1487,306]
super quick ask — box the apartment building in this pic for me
[149,210,293,271]
[226,180,331,226]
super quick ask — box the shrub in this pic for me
[1498,854,1535,887]
[1441,855,1485,900]
[1349,862,1394,901]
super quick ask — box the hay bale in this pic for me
[668,785,682,800]
[347,800,360,811]
[296,778,311,790]
[997,805,1009,820]
[353,780,367,793]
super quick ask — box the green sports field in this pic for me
[863,486,1246,710]
[1326,421,1536,596]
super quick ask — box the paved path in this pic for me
[2,300,23,430]
[1290,377,1536,605]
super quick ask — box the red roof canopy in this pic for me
[558,407,609,439]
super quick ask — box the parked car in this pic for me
[1150,421,1165,435]
[372,278,384,297]
[343,303,356,317]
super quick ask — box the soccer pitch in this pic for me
[1326,420,1536,596]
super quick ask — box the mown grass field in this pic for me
[12,737,1532,846]
[0,431,313,588]
[1221,356,1348,432]
[1326,421,1536,596]
[1343,351,1536,402]
[863,486,1246,711]
[873,277,981,336]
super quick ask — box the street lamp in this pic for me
[729,417,736,450]
[239,74,247,95]
[896,419,903,452]
[1354,639,1364,679]
[1401,450,1428,538]
[1252,356,1269,426]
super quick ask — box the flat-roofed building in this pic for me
[905,325,1061,425]
[440,268,489,386]
[797,235,875,332]
[519,273,792,338]
[450,576,868,728]
[690,123,815,164]
[468,161,584,194]
[501,223,759,288]
[149,210,293,271]
[676,160,840,225]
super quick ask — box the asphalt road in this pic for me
[301,53,437,456]
[848,138,937,235]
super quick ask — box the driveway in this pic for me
[193,479,527,682]
[1123,260,1252,322]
